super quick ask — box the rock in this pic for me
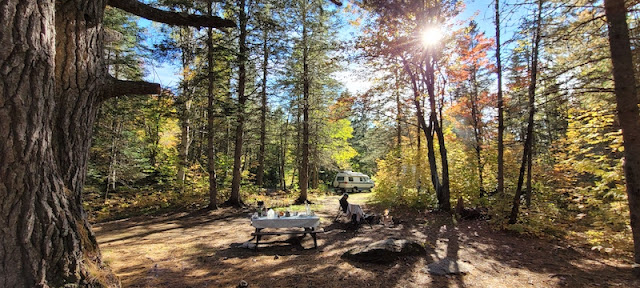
[240,241,256,249]
[341,238,426,264]
[424,258,473,275]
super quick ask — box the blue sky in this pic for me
[335,0,506,95]
[141,0,519,94]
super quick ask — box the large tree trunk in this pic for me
[1,1,231,286]
[229,0,248,207]
[0,0,116,286]
[604,0,640,272]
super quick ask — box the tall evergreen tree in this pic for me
[603,0,640,273]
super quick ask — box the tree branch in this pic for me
[107,0,235,28]
[102,76,161,101]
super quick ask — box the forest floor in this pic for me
[93,192,639,288]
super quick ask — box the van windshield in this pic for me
[336,176,344,181]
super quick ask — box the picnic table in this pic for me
[250,215,321,250]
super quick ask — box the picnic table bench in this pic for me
[250,215,322,250]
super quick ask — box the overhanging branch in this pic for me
[102,76,161,101]
[107,0,235,28]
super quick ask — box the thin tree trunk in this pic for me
[396,65,402,149]
[107,101,121,199]
[281,117,289,191]
[416,117,422,194]
[434,115,451,211]
[525,142,533,207]
[311,122,319,189]
[510,0,542,224]
[107,58,121,198]
[207,1,218,210]
[470,66,484,193]
[298,1,310,203]
[496,0,505,197]
[292,111,299,191]
[402,56,442,206]
[604,0,640,271]
[177,27,193,187]
[229,0,248,207]
[256,28,268,187]
[147,97,161,168]
[426,55,451,211]
[394,60,403,191]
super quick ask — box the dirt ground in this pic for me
[94,192,639,288]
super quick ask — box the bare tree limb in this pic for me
[107,0,235,28]
[329,0,343,6]
[102,75,161,101]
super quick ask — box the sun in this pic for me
[421,26,442,47]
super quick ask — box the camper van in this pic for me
[332,171,375,193]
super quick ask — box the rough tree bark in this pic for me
[0,0,233,286]
[603,0,640,273]
[229,0,248,207]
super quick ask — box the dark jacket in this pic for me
[340,197,349,213]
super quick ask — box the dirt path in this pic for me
[94,193,638,287]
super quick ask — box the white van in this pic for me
[332,171,374,193]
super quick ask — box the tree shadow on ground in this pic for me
[95,194,639,288]
[420,212,639,287]
[95,207,250,245]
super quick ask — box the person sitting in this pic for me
[340,193,349,213]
